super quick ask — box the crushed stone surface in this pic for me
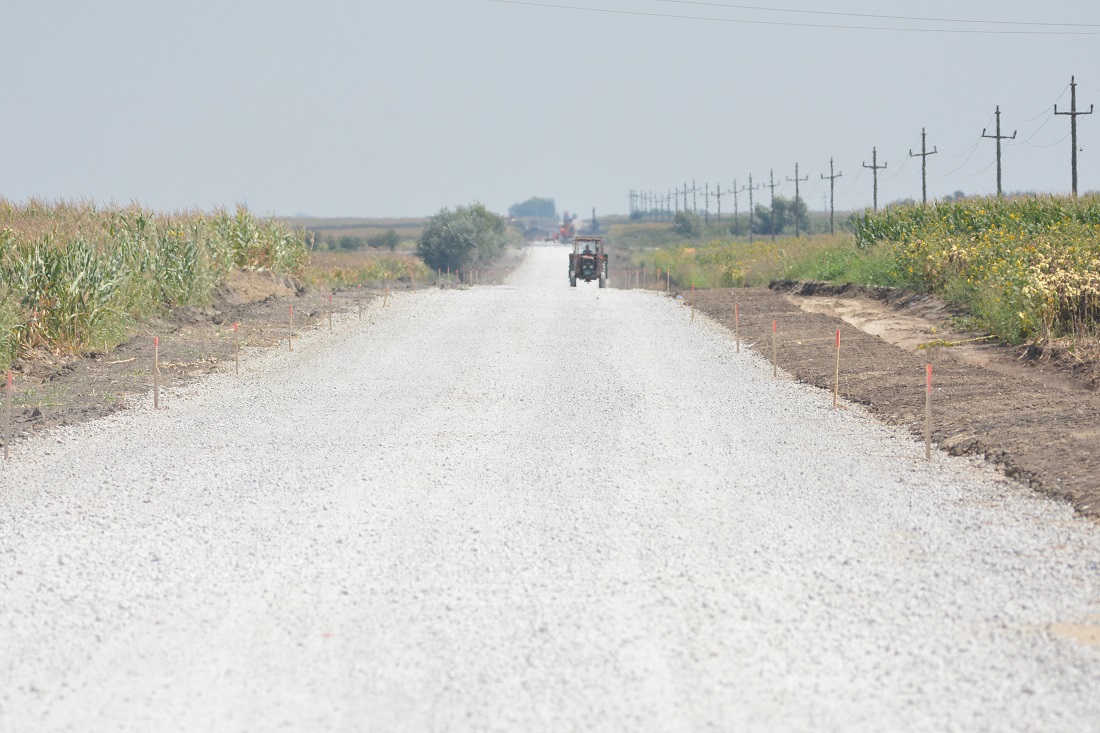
[1,247,1099,732]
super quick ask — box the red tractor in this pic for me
[569,237,608,288]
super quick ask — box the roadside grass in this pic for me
[617,233,856,289]
[304,250,433,289]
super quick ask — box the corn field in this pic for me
[854,195,1100,344]
[0,200,307,368]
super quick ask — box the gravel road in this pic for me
[2,247,1099,732]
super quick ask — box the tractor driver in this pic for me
[582,243,592,255]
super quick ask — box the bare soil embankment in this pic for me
[688,285,1100,518]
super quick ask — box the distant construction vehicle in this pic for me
[553,211,577,243]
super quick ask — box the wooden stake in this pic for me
[925,364,933,461]
[735,303,740,353]
[642,264,647,289]
[289,305,294,351]
[328,293,333,331]
[666,270,670,292]
[383,286,389,308]
[834,330,840,408]
[4,370,11,461]
[234,323,239,376]
[358,284,363,319]
[691,284,695,321]
[153,336,160,409]
[772,320,778,379]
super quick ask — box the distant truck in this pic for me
[569,237,608,288]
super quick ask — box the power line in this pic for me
[1010,110,1056,146]
[1005,84,1070,122]
[654,0,1100,29]
[1024,131,1072,149]
[489,0,1100,35]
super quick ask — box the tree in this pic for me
[367,229,400,252]
[672,210,703,237]
[508,197,556,219]
[417,203,508,274]
[751,196,808,236]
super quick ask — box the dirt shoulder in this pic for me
[3,248,528,446]
[688,285,1100,519]
[4,269,407,441]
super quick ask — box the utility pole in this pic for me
[862,147,888,211]
[703,183,711,225]
[667,190,672,221]
[820,158,842,235]
[908,128,938,205]
[715,183,723,223]
[629,190,636,217]
[982,106,1016,198]
[1055,76,1094,196]
[692,179,698,213]
[766,169,781,240]
[741,174,762,242]
[786,163,809,238]
[730,178,738,232]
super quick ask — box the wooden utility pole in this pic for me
[691,179,698,213]
[766,169,782,240]
[730,178,738,231]
[982,106,1016,197]
[909,128,938,205]
[862,147,888,211]
[715,183,723,223]
[703,183,711,225]
[741,174,762,242]
[820,158,842,235]
[1054,76,1094,197]
[786,163,809,238]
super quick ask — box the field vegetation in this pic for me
[619,194,1100,347]
[0,200,309,369]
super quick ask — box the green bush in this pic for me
[417,203,508,272]
[672,210,703,238]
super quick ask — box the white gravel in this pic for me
[2,246,1099,732]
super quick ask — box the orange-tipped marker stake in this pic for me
[834,330,841,408]
[383,285,389,308]
[234,322,240,376]
[4,369,11,460]
[153,336,160,409]
[925,364,933,461]
[771,320,778,379]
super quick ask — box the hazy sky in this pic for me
[2,0,1098,218]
